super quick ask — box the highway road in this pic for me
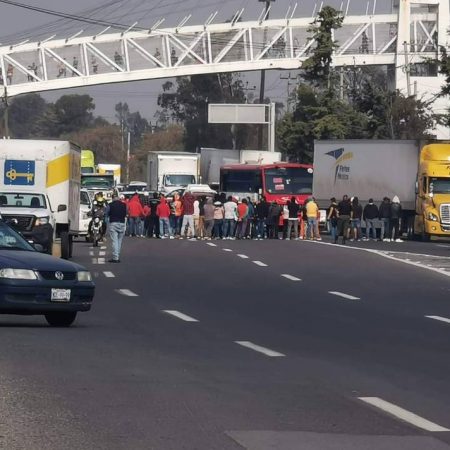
[0,237,450,449]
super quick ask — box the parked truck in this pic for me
[81,173,115,201]
[313,140,450,240]
[97,163,121,185]
[0,139,82,258]
[147,152,200,194]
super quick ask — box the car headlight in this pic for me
[0,268,38,280]
[35,216,50,226]
[77,271,92,282]
[427,212,439,222]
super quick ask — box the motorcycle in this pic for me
[88,201,105,247]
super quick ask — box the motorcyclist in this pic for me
[89,192,107,238]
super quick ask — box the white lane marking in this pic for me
[89,251,94,256]
[237,254,249,259]
[99,251,106,256]
[302,240,450,278]
[253,260,268,267]
[329,291,360,301]
[163,310,199,322]
[281,274,302,281]
[425,315,450,324]
[92,258,105,265]
[116,289,138,297]
[436,244,450,248]
[100,246,107,250]
[223,248,233,252]
[206,243,217,247]
[103,271,115,278]
[358,397,450,432]
[235,341,285,357]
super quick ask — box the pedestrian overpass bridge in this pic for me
[0,0,448,133]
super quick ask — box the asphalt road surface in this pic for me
[0,236,450,450]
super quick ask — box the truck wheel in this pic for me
[407,216,417,241]
[45,312,77,327]
[61,232,70,260]
[421,229,431,242]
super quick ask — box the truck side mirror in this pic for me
[57,204,67,212]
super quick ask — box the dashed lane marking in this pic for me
[206,243,217,247]
[89,251,94,256]
[281,274,302,281]
[100,246,107,250]
[99,251,106,256]
[223,248,233,252]
[425,315,450,324]
[358,397,450,432]
[92,258,105,265]
[237,254,249,259]
[116,289,138,297]
[329,291,360,301]
[253,261,268,267]
[103,271,115,278]
[162,310,199,322]
[235,341,285,357]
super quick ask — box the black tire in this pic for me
[407,216,417,241]
[45,312,77,327]
[421,229,431,242]
[61,232,70,260]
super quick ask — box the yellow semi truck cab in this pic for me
[415,144,450,239]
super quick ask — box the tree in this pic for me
[277,83,366,162]
[438,46,450,126]
[157,73,250,151]
[302,6,343,89]
[54,94,95,134]
[5,94,48,138]
[115,102,150,149]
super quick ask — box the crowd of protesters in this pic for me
[115,191,405,244]
[328,195,404,244]
[119,191,323,241]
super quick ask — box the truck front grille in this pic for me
[2,215,35,231]
[441,204,450,224]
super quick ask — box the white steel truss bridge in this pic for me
[0,0,448,136]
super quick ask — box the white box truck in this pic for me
[313,140,450,239]
[147,152,200,194]
[0,139,82,258]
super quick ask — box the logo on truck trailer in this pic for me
[4,160,35,185]
[325,148,353,183]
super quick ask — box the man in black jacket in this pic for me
[286,196,300,240]
[107,193,127,263]
[378,197,391,241]
[337,195,351,244]
[255,197,269,239]
[363,198,379,241]
[148,192,160,238]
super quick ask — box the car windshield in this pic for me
[165,175,195,187]
[264,167,313,195]
[126,184,147,192]
[0,221,35,250]
[430,177,450,194]
[81,176,114,189]
[0,192,47,209]
[80,191,91,206]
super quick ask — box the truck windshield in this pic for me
[0,193,47,209]
[165,175,196,187]
[220,169,261,193]
[264,167,313,195]
[430,178,450,194]
[81,176,114,189]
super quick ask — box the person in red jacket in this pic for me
[156,197,174,239]
[127,193,144,237]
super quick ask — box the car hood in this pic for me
[0,250,85,271]
[0,207,49,217]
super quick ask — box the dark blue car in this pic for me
[0,220,95,326]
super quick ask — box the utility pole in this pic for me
[257,0,273,150]
[280,72,297,113]
[339,67,344,100]
[403,41,412,97]
[243,81,257,103]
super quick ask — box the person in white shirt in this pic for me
[223,196,238,240]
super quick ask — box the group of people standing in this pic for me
[327,195,403,244]
[119,191,324,241]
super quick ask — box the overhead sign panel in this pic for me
[208,104,267,124]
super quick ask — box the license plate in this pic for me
[51,289,71,302]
